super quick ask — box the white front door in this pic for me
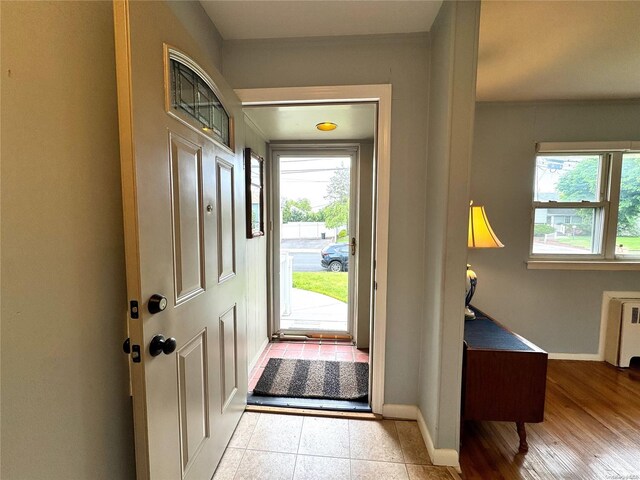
[114,2,247,479]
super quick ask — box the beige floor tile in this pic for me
[233,450,296,480]
[212,448,244,480]
[247,413,304,453]
[395,421,431,465]
[293,455,350,480]
[406,464,457,480]
[350,459,409,480]
[298,417,349,458]
[229,412,260,448]
[349,419,404,462]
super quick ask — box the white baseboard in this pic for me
[416,408,460,468]
[382,404,419,420]
[548,352,602,361]
[248,337,269,373]
[382,404,459,468]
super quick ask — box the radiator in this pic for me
[605,299,640,368]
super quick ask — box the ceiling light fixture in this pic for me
[316,122,337,132]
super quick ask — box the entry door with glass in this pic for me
[113,2,247,478]
[272,148,358,336]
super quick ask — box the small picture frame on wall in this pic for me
[245,148,265,238]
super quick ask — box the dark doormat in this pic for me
[253,358,369,401]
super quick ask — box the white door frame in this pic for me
[235,85,391,414]
[270,145,359,337]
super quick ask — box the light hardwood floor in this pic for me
[460,360,640,479]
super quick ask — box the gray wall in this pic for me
[168,0,224,66]
[243,118,269,367]
[470,101,640,354]
[420,1,480,451]
[223,34,430,404]
[1,1,135,478]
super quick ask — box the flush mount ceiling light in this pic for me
[316,122,337,132]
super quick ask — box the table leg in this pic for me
[516,422,528,452]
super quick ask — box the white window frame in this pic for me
[527,142,640,270]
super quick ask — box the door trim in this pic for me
[113,2,149,477]
[236,85,391,415]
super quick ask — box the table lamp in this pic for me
[466,201,504,318]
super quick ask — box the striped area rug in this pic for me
[253,358,369,401]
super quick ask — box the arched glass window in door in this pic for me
[166,47,231,149]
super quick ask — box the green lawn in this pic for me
[554,236,593,249]
[555,235,640,251]
[292,272,348,303]
[615,237,640,250]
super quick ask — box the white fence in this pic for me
[281,222,333,240]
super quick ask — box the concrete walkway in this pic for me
[280,288,348,332]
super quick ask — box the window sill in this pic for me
[526,260,640,271]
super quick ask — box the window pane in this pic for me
[196,83,213,126]
[615,154,640,257]
[534,155,601,202]
[177,68,196,114]
[532,208,600,254]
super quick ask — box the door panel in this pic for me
[169,133,206,304]
[219,305,239,410]
[177,330,209,475]
[216,158,236,283]
[113,2,247,479]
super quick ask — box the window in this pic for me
[170,59,230,146]
[531,145,640,263]
[166,49,231,149]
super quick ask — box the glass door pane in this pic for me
[616,154,640,257]
[279,156,351,332]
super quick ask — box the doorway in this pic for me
[242,104,375,411]
[273,148,358,337]
[237,85,391,414]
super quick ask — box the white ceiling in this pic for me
[477,1,640,102]
[244,103,376,141]
[200,1,442,40]
[201,0,640,140]
[202,0,640,102]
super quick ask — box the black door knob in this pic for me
[149,334,177,357]
[123,338,131,354]
[148,294,168,314]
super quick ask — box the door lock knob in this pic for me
[148,294,168,314]
[149,335,177,357]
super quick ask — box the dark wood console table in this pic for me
[462,308,548,451]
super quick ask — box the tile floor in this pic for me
[249,342,369,392]
[214,412,461,480]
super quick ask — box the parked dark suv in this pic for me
[320,243,349,272]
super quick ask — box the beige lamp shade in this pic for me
[468,203,504,248]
